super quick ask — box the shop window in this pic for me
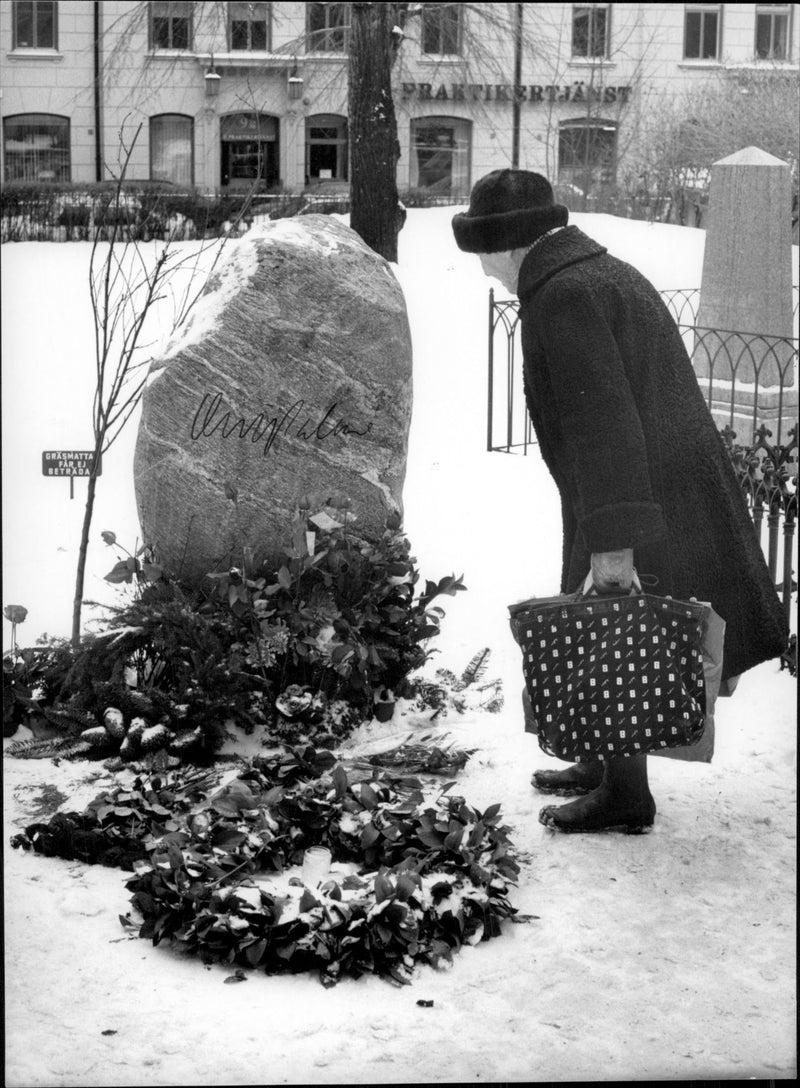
[150,114,194,185]
[229,2,270,50]
[558,118,617,193]
[421,3,462,55]
[150,1,192,50]
[410,116,471,197]
[683,5,722,60]
[220,112,279,190]
[3,113,69,181]
[572,4,610,58]
[755,5,790,59]
[307,2,348,52]
[306,114,348,184]
[12,1,58,49]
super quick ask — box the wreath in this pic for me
[11,744,518,986]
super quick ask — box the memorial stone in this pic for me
[134,215,413,584]
[694,146,796,438]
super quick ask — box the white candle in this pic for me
[302,846,332,887]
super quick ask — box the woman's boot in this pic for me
[538,755,656,833]
[531,761,604,796]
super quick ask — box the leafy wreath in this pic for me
[12,744,518,986]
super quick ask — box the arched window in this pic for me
[3,113,70,182]
[150,113,194,186]
[557,117,617,193]
[410,116,471,197]
[305,114,348,185]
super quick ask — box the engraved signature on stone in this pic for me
[190,392,374,458]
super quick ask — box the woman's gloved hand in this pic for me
[590,548,634,594]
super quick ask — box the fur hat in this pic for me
[452,169,569,253]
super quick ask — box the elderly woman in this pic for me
[452,169,787,834]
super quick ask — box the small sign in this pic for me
[42,450,102,477]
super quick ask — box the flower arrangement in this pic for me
[12,745,518,986]
[3,505,466,761]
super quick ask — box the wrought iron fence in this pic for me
[721,423,797,623]
[487,287,798,617]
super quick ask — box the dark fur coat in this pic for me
[517,226,788,680]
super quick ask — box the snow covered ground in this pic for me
[2,208,797,1086]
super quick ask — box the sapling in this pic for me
[71,124,256,645]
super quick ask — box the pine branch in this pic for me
[461,647,492,688]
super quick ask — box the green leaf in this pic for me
[331,763,348,801]
[166,842,185,871]
[359,783,379,810]
[361,823,381,848]
[210,828,248,851]
[374,871,393,903]
[104,559,134,584]
[309,511,343,532]
[444,827,464,851]
[299,888,320,912]
[243,938,267,966]
[417,829,444,850]
[394,873,419,902]
[278,566,292,590]
[468,820,485,848]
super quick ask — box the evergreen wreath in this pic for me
[11,744,518,987]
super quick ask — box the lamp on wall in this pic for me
[205,54,221,98]
[288,61,304,100]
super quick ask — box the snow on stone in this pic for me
[151,234,260,375]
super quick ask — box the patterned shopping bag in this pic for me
[509,588,710,762]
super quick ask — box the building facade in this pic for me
[1,1,798,196]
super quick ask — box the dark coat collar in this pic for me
[517,225,608,299]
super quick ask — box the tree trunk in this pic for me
[348,2,400,262]
[71,466,99,645]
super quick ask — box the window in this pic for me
[3,114,69,181]
[306,114,348,184]
[755,5,790,59]
[572,4,610,58]
[229,2,270,50]
[421,3,462,55]
[150,114,193,185]
[12,1,58,49]
[306,2,347,52]
[150,1,192,50]
[558,118,617,192]
[410,117,471,197]
[683,5,721,60]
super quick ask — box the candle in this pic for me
[302,846,332,887]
